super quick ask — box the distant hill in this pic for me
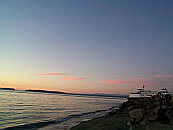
[25,89,128,98]
[25,90,65,94]
[0,88,15,90]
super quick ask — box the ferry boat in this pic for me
[129,85,170,98]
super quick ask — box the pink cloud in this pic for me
[154,74,172,78]
[102,74,173,87]
[35,73,84,81]
[35,73,69,76]
[155,74,161,78]
[59,77,84,81]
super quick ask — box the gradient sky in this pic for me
[0,0,173,94]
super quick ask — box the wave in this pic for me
[3,105,119,130]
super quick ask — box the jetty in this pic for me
[71,88,173,130]
[129,86,173,98]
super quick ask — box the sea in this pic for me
[0,90,127,130]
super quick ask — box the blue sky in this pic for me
[0,0,173,94]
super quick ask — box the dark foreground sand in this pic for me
[71,96,173,130]
[71,110,130,130]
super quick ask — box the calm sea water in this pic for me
[0,90,126,129]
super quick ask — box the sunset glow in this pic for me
[0,0,173,94]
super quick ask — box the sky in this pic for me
[0,0,173,94]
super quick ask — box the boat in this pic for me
[129,85,171,98]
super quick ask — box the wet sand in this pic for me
[70,109,130,130]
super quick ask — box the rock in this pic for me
[145,122,173,130]
[140,118,148,124]
[157,108,169,124]
[129,126,133,130]
[152,106,160,115]
[168,106,173,110]
[129,109,144,122]
[165,110,173,125]
[165,94,172,100]
[145,103,154,110]
[153,101,160,106]
[140,112,159,124]
[126,120,131,126]
[148,115,159,121]
[128,106,135,111]
[108,109,117,115]
[161,105,168,110]
[170,99,173,105]
[125,97,173,128]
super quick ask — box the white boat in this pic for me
[129,86,170,98]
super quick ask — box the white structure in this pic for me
[160,88,168,93]
[129,86,170,98]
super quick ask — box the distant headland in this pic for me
[25,89,128,98]
[0,88,15,90]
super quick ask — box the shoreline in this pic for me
[70,103,130,130]
[37,104,122,130]
[68,104,123,129]
[70,96,173,130]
